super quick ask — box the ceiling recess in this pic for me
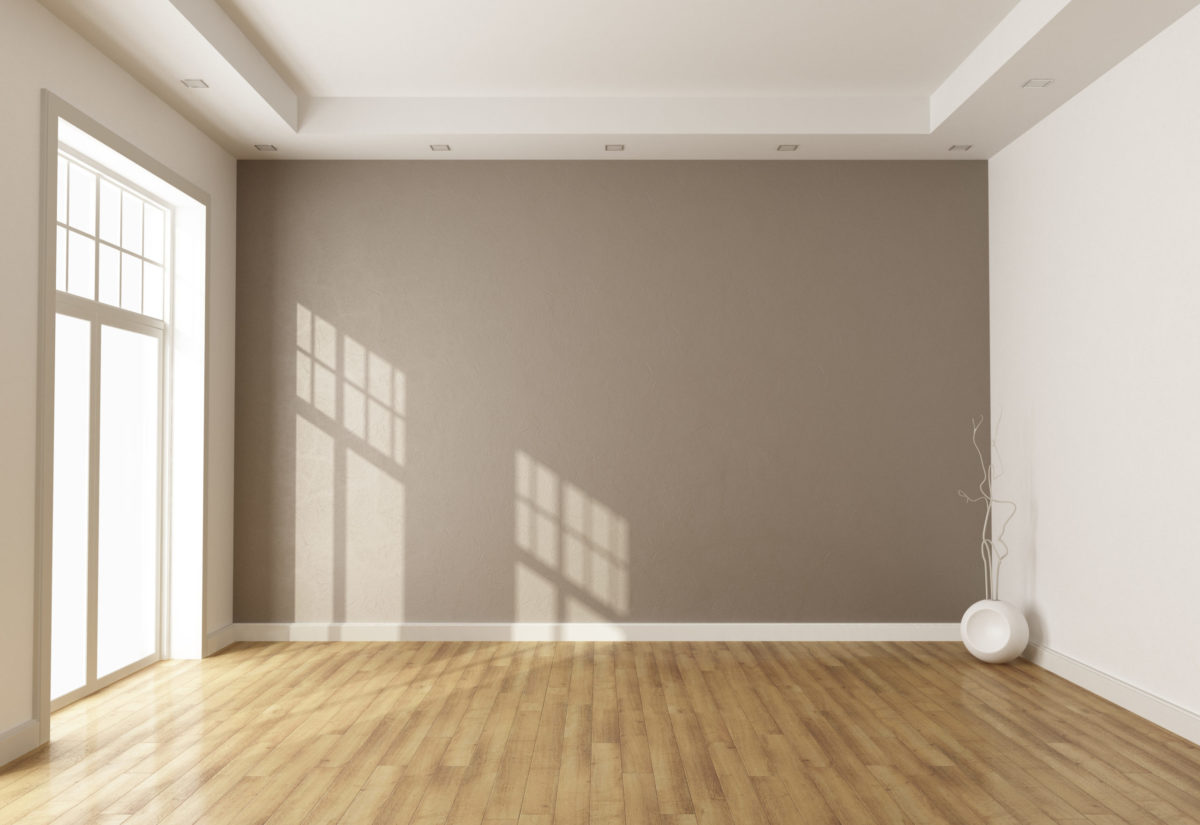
[35,0,1200,159]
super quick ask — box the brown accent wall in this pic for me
[234,160,988,624]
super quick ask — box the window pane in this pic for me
[97,325,159,678]
[121,192,143,255]
[50,314,91,701]
[143,264,163,320]
[121,252,142,313]
[67,163,96,234]
[98,180,121,246]
[56,156,68,225]
[143,205,164,264]
[56,226,67,291]
[67,230,95,300]
[98,245,121,307]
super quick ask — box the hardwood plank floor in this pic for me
[2,642,1198,824]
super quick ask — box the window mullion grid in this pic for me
[139,196,146,315]
[118,184,124,310]
[92,166,100,299]
[56,150,170,321]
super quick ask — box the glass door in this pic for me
[97,325,161,678]
[50,315,164,707]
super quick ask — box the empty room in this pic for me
[2,0,1200,823]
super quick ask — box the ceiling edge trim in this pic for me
[167,0,300,131]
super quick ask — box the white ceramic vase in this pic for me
[960,599,1029,663]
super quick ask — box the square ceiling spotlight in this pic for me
[181,78,209,88]
[605,144,625,151]
[254,144,277,151]
[777,144,798,151]
[430,144,451,151]
[948,144,973,152]
[1023,78,1055,87]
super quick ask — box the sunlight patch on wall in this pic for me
[345,448,405,619]
[515,450,630,625]
[294,414,335,620]
[294,303,406,621]
[514,561,557,623]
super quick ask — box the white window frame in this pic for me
[56,146,173,322]
[34,92,212,745]
[49,148,172,711]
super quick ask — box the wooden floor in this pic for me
[2,642,1198,825]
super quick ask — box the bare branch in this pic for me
[991,498,1018,562]
[960,414,1018,600]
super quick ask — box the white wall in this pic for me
[991,6,1200,721]
[0,0,235,753]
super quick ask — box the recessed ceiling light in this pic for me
[777,144,798,152]
[1023,78,1055,88]
[181,78,209,89]
[948,144,973,152]
[254,144,277,152]
[605,144,625,151]
[430,144,451,151]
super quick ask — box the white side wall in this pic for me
[0,0,235,751]
[991,6,1200,719]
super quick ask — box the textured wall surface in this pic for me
[235,160,988,624]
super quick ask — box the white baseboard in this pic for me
[232,622,960,643]
[204,623,238,656]
[1025,643,1200,746]
[0,719,41,769]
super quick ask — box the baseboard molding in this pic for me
[0,719,41,769]
[232,621,960,643]
[204,623,238,656]
[1025,643,1200,746]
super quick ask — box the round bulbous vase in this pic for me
[960,599,1029,663]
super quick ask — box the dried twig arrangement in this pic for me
[957,416,1018,601]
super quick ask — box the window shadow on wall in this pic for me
[294,303,406,624]
[514,450,630,638]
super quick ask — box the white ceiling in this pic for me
[38,0,1200,160]
[216,0,1019,98]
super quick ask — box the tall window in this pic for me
[50,149,170,706]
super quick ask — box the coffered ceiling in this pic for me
[39,0,1200,159]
